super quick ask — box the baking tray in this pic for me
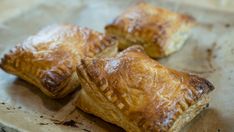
[0,0,233,131]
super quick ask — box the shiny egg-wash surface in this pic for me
[105,3,195,58]
[76,45,214,132]
[0,24,118,98]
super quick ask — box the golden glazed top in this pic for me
[77,45,214,131]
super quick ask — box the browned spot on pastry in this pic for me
[41,70,70,93]
[189,75,215,95]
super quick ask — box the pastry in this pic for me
[76,45,214,132]
[105,3,195,58]
[0,24,118,98]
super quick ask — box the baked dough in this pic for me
[0,24,118,98]
[105,3,195,58]
[76,45,214,132]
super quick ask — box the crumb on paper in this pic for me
[39,123,49,125]
[61,120,79,127]
[53,119,81,128]
[225,24,230,28]
[82,128,91,132]
[231,48,234,54]
[206,42,220,71]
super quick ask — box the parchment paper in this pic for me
[0,0,233,131]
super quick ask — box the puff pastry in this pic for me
[76,45,214,132]
[0,24,118,98]
[105,3,195,58]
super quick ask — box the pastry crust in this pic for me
[76,45,214,132]
[0,24,118,98]
[105,3,195,58]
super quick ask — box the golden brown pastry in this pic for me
[0,24,118,98]
[105,3,195,58]
[76,45,214,132]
